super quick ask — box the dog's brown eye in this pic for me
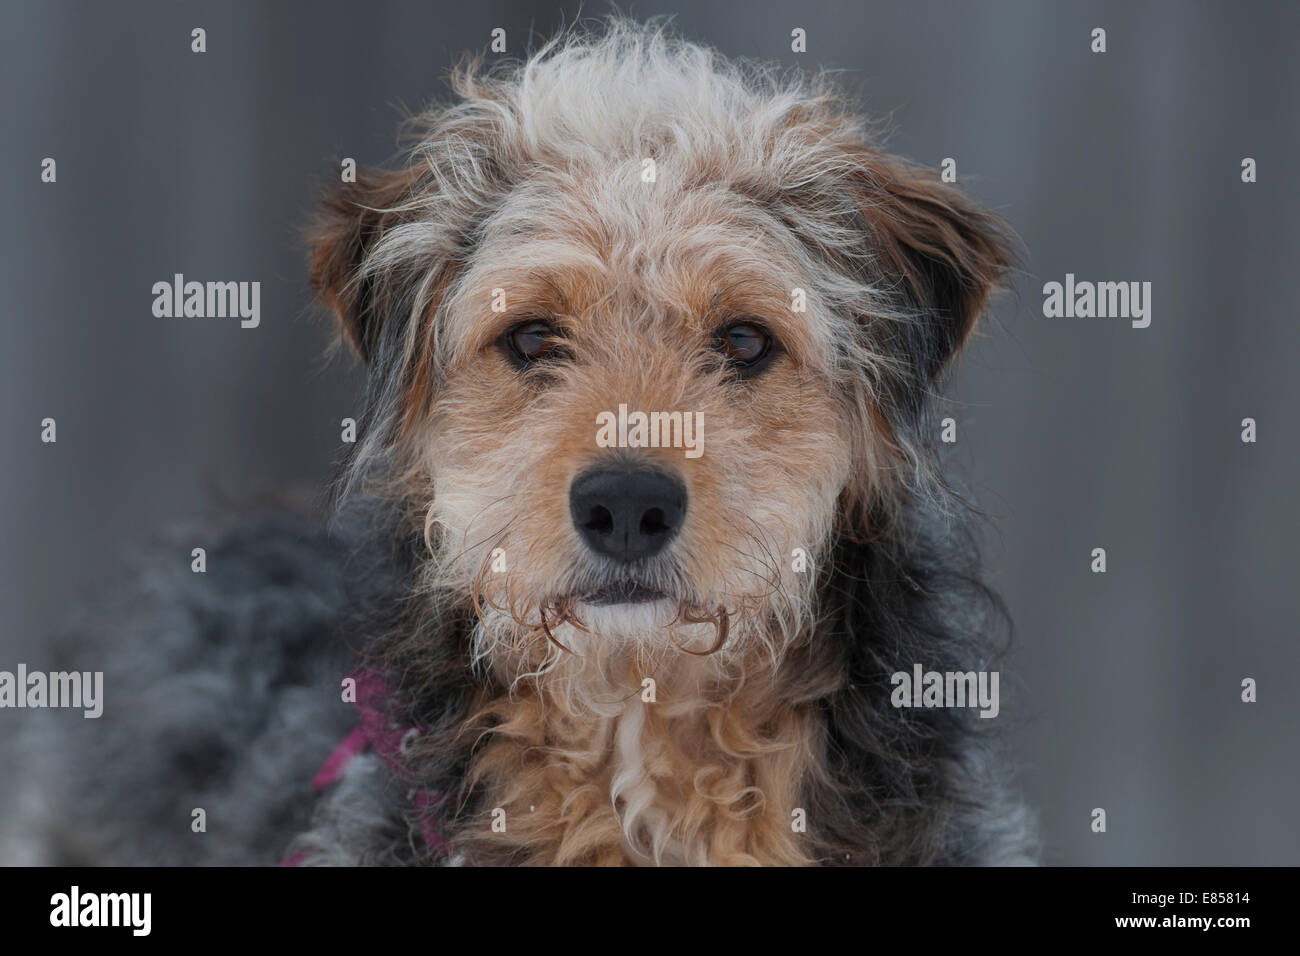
[716,321,773,374]
[504,319,562,366]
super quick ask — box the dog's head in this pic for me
[310,21,1012,689]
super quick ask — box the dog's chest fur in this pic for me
[454,659,817,866]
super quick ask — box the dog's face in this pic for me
[310,28,1012,678]
[425,170,854,653]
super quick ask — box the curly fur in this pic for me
[2,17,1035,867]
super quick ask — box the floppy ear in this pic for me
[308,165,423,363]
[849,155,1015,382]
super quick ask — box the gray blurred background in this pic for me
[2,0,1296,864]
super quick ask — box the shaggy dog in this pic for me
[3,19,1034,866]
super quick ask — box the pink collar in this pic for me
[281,671,446,864]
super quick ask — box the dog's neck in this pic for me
[456,626,820,865]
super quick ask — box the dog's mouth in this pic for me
[578,581,669,606]
[537,579,729,654]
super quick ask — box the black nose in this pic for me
[569,467,687,563]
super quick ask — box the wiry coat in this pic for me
[2,19,1035,866]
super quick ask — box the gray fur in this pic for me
[2,517,361,865]
[1,507,1036,867]
[2,17,1038,867]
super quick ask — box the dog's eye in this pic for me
[503,318,563,367]
[715,321,774,375]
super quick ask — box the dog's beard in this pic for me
[457,563,816,715]
[426,512,820,706]
[474,585,731,656]
[464,597,735,716]
[569,598,686,638]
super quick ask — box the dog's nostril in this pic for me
[584,505,614,536]
[639,507,669,537]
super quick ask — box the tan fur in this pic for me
[307,20,1016,866]
[455,647,820,866]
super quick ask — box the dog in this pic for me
[3,18,1034,866]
